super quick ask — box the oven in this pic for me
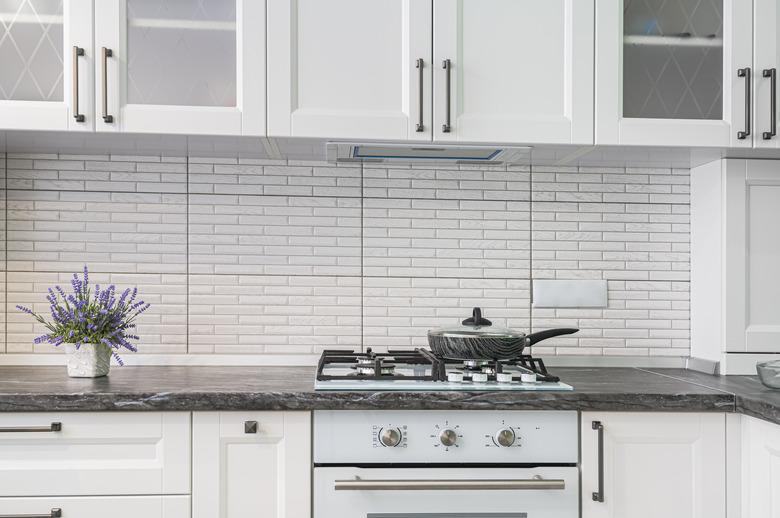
[313,410,579,518]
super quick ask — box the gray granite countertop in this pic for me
[0,365,750,416]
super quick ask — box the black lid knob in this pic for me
[462,307,492,327]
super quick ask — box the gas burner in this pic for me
[462,359,491,370]
[352,363,396,376]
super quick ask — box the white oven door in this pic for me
[314,467,578,518]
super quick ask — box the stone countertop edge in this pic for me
[0,366,776,424]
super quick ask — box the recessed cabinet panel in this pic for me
[267,0,432,140]
[0,0,94,131]
[742,416,780,518]
[433,0,593,144]
[95,0,265,135]
[596,0,752,146]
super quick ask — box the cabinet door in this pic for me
[94,0,265,135]
[433,0,593,145]
[724,160,780,352]
[0,0,93,131]
[595,0,752,147]
[267,0,432,140]
[755,0,780,148]
[193,411,311,518]
[581,412,726,518]
[742,415,780,518]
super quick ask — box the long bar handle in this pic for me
[591,420,604,502]
[764,68,776,140]
[0,509,61,518]
[335,478,565,491]
[442,58,452,133]
[415,58,424,132]
[72,46,85,122]
[102,47,114,123]
[0,422,61,433]
[738,67,751,139]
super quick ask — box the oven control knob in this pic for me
[495,428,516,447]
[379,427,402,447]
[439,429,458,447]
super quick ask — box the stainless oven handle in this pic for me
[334,478,565,491]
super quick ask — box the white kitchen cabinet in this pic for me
[267,0,432,140]
[739,415,780,518]
[0,0,94,131]
[755,0,780,147]
[691,159,780,372]
[0,496,190,518]
[0,412,190,497]
[433,0,594,145]
[193,411,311,518]
[94,0,265,135]
[595,0,752,147]
[581,412,726,518]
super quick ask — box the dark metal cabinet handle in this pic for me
[591,421,604,502]
[0,509,62,518]
[102,47,114,123]
[244,421,258,434]
[763,68,776,140]
[0,422,61,433]
[738,67,751,139]
[442,58,452,133]
[72,46,85,122]
[415,58,424,132]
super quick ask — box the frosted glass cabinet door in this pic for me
[433,0,594,145]
[267,0,432,140]
[595,0,752,147]
[94,0,265,135]
[0,0,94,131]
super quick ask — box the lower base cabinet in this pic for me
[0,496,189,518]
[192,411,311,518]
[740,414,780,518]
[581,412,726,518]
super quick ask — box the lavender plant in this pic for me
[16,266,149,366]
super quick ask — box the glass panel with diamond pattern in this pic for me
[623,0,723,120]
[0,0,64,102]
[126,0,237,107]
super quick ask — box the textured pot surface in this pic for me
[64,343,111,378]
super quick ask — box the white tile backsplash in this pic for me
[0,155,691,358]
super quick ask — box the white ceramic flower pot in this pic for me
[64,343,112,378]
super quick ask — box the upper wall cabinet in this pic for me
[596,0,752,147]
[0,0,94,131]
[267,0,432,141]
[755,0,780,148]
[267,0,594,145]
[95,0,265,135]
[433,0,594,144]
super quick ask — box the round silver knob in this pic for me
[379,427,402,447]
[495,428,516,447]
[439,429,458,447]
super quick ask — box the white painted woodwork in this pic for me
[0,496,189,518]
[581,412,726,518]
[433,0,594,145]
[192,411,311,518]
[267,0,432,140]
[755,0,780,148]
[740,415,780,518]
[691,159,780,369]
[0,0,94,132]
[595,0,752,147]
[94,0,265,136]
[0,412,190,497]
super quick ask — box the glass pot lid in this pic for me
[427,307,527,339]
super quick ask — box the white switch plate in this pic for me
[532,279,608,308]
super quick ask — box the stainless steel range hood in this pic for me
[326,142,531,165]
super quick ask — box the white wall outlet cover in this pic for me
[532,279,608,308]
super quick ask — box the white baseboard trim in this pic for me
[0,353,688,368]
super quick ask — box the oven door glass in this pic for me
[314,467,578,518]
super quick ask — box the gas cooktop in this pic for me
[314,348,573,391]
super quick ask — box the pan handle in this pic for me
[526,328,579,346]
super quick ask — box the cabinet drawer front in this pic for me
[0,413,190,497]
[0,495,189,518]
